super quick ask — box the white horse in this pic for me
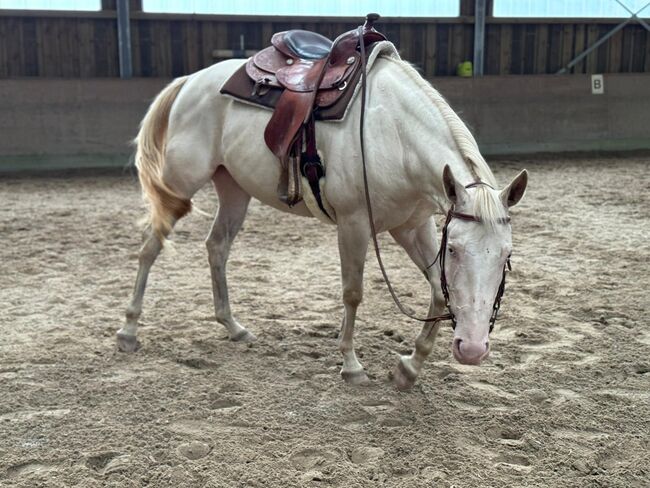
[118,45,528,390]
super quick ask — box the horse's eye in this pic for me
[448,247,455,255]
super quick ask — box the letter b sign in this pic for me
[591,74,604,95]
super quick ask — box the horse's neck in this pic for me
[377,60,484,192]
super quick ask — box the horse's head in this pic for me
[441,165,528,365]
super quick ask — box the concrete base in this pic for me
[0,153,131,173]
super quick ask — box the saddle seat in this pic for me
[220,14,387,211]
[280,30,332,60]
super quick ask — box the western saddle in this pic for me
[220,14,387,215]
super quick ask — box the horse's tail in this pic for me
[134,76,192,242]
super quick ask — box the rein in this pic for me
[357,21,510,331]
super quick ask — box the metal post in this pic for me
[116,0,133,79]
[473,0,487,76]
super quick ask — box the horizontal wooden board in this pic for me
[0,15,648,78]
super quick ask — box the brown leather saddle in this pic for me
[220,14,387,214]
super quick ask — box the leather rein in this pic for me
[357,23,511,331]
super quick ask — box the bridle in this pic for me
[427,181,512,333]
[357,23,511,332]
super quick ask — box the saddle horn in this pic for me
[364,13,380,31]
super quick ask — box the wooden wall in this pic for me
[1,9,649,78]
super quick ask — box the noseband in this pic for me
[428,181,512,333]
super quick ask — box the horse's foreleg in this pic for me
[336,216,370,385]
[389,218,446,390]
[206,166,256,342]
[117,224,171,352]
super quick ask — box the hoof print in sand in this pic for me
[493,454,532,473]
[349,446,384,465]
[290,448,339,471]
[178,441,211,460]
[86,452,131,476]
[5,461,56,480]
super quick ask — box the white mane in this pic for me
[385,57,507,226]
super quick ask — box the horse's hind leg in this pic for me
[117,222,174,352]
[206,166,256,342]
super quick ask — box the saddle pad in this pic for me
[220,41,400,122]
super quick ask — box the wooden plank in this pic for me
[36,18,50,76]
[4,18,23,76]
[572,24,586,74]
[68,18,80,76]
[152,20,171,77]
[183,20,200,74]
[170,20,184,76]
[560,24,574,73]
[631,26,646,72]
[484,24,500,75]
[523,24,536,74]
[0,20,8,77]
[130,18,141,76]
[645,28,650,72]
[226,21,246,52]
[66,18,80,77]
[463,24,474,63]
[534,24,548,74]
[399,20,414,62]
[216,21,228,51]
[596,25,609,73]
[510,24,524,74]
[384,23,401,51]
[498,24,512,74]
[424,24,437,77]
[449,24,464,72]
[585,24,599,74]
[201,20,217,67]
[608,27,623,73]
[410,24,426,71]
[620,25,634,72]
[138,20,152,76]
[435,24,450,75]
[107,18,119,76]
[78,19,94,77]
[261,22,274,46]
[244,20,261,49]
[51,18,64,77]
[547,24,562,73]
[59,18,75,77]
[93,19,109,77]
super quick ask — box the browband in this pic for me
[450,181,508,224]
[464,180,494,190]
[449,210,511,225]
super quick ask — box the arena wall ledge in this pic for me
[0,74,648,172]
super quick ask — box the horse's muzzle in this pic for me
[452,337,490,365]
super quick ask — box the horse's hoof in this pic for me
[393,357,417,391]
[230,329,257,343]
[116,331,141,353]
[341,369,370,386]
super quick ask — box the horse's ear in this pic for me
[442,164,466,205]
[500,169,528,208]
